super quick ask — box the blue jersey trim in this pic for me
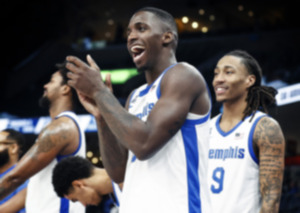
[216,115,243,137]
[60,197,69,213]
[184,112,210,126]
[131,155,136,162]
[182,123,201,213]
[0,164,28,210]
[156,63,177,98]
[56,114,82,161]
[1,164,16,176]
[248,114,267,164]
[216,114,253,137]
[139,83,153,97]
[112,181,120,207]
[133,64,177,98]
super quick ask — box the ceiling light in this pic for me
[182,16,189,24]
[199,9,205,15]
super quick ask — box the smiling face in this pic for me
[213,55,255,104]
[127,11,166,72]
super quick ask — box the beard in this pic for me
[39,95,51,109]
[0,148,10,167]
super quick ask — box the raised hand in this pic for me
[66,54,105,99]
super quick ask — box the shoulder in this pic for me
[38,116,79,143]
[49,116,78,132]
[162,62,206,90]
[253,116,285,146]
[173,62,202,76]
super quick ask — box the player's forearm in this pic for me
[93,88,151,158]
[0,188,26,212]
[96,117,127,183]
[259,158,284,213]
[260,193,281,213]
[0,175,25,200]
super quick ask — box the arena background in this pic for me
[0,0,299,212]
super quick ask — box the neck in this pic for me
[219,98,247,131]
[90,168,113,195]
[144,53,177,85]
[49,98,73,119]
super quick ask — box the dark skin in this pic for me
[213,55,285,213]
[0,71,81,199]
[66,11,210,183]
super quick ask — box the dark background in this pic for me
[1,1,299,212]
[1,0,299,118]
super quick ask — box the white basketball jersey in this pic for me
[207,111,267,213]
[112,181,122,208]
[26,111,86,213]
[119,64,211,213]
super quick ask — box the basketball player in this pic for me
[207,50,285,212]
[65,7,211,213]
[0,61,86,213]
[52,155,122,208]
[0,129,27,213]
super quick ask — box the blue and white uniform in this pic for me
[119,64,211,213]
[25,111,86,213]
[0,165,28,213]
[111,181,122,208]
[207,111,267,213]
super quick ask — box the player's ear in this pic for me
[9,143,19,155]
[72,180,84,189]
[62,84,71,95]
[246,74,256,88]
[162,31,174,46]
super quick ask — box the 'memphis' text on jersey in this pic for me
[209,146,245,161]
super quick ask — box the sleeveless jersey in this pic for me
[119,64,211,213]
[207,111,267,213]
[25,111,86,213]
[111,181,122,208]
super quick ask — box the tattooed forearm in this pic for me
[255,117,285,213]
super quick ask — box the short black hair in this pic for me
[55,61,82,113]
[52,156,94,197]
[135,7,178,50]
[3,128,25,157]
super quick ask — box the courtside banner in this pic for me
[0,115,97,134]
[276,83,300,106]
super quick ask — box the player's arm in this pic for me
[0,188,26,212]
[96,112,128,183]
[0,117,78,199]
[75,68,128,183]
[83,61,201,159]
[254,116,285,213]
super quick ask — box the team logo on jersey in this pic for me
[136,103,154,119]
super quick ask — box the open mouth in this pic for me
[131,45,145,62]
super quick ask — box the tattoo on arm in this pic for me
[254,118,285,213]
